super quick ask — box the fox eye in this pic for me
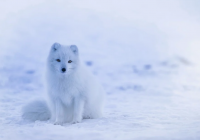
[56,59,61,62]
[68,60,72,63]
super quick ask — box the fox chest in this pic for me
[49,84,81,99]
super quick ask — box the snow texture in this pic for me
[0,0,200,140]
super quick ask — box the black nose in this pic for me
[62,68,66,72]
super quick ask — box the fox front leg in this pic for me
[54,99,65,125]
[72,98,84,124]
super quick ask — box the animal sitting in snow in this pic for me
[22,43,105,124]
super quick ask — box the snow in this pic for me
[0,0,200,139]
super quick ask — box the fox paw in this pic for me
[71,119,81,124]
[54,121,63,125]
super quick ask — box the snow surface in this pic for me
[0,0,200,140]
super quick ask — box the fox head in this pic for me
[47,43,80,76]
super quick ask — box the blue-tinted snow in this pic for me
[0,0,200,140]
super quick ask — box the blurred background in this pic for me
[1,0,200,92]
[1,0,200,64]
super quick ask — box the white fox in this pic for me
[22,43,105,124]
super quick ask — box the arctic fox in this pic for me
[22,43,105,124]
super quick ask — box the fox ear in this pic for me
[51,42,60,51]
[70,45,78,54]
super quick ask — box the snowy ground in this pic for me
[0,0,200,140]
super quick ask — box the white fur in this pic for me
[22,99,50,121]
[22,43,105,124]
